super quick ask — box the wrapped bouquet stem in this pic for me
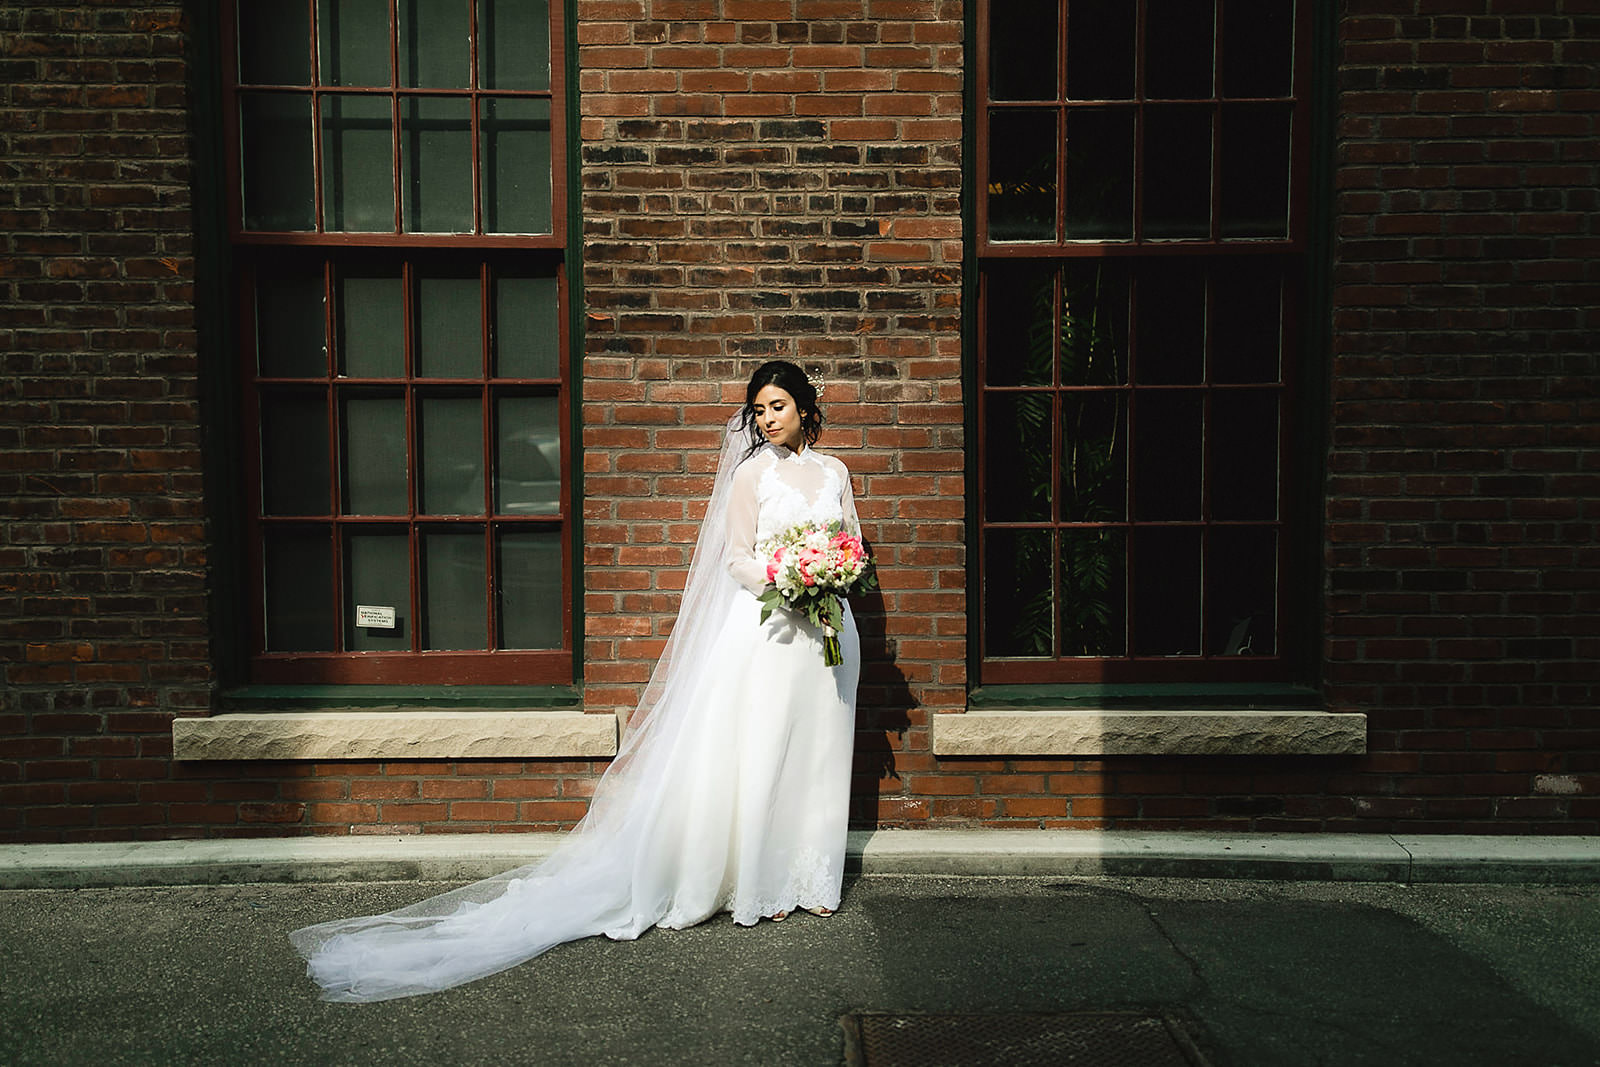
[756,521,878,667]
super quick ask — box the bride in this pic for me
[290,360,864,1001]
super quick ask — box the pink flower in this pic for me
[796,547,823,586]
[766,545,786,583]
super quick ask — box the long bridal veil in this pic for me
[289,415,752,1002]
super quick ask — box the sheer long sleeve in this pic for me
[838,459,860,534]
[725,461,768,594]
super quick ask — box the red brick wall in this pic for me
[574,0,969,828]
[0,4,214,838]
[4,1,1596,842]
[1321,0,1600,828]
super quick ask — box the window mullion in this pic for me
[322,258,347,652]
[402,259,420,652]
[1210,0,1224,242]
[469,0,483,236]
[481,261,495,648]
[1133,0,1146,244]
[306,0,324,235]
[389,0,402,235]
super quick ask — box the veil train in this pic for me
[290,414,751,1002]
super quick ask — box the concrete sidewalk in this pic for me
[5,876,1600,1065]
[3,830,1599,888]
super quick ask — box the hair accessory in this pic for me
[805,369,825,399]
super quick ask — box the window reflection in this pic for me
[496,396,561,516]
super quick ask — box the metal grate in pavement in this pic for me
[840,1011,1210,1067]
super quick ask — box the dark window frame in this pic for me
[221,0,574,685]
[974,0,1317,685]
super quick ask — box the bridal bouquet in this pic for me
[758,521,878,666]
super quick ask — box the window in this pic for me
[976,0,1312,683]
[224,0,571,684]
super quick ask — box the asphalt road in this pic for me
[3,876,1598,1066]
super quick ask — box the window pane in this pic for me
[1060,392,1126,522]
[1065,108,1133,240]
[1060,528,1125,656]
[345,529,411,650]
[1209,389,1279,521]
[1220,104,1291,238]
[1145,0,1215,100]
[989,0,1057,102]
[1133,389,1202,520]
[1222,0,1295,99]
[496,396,561,514]
[1207,526,1277,656]
[987,109,1057,242]
[256,265,327,378]
[499,529,564,649]
[983,392,1053,523]
[1211,263,1282,383]
[417,275,483,378]
[337,271,404,377]
[402,97,473,232]
[1135,265,1204,384]
[494,275,561,379]
[399,0,470,88]
[1061,261,1128,385]
[421,529,486,649]
[984,528,1053,657]
[481,97,552,235]
[318,0,392,86]
[1142,106,1212,239]
[238,0,309,85]
[264,525,334,651]
[1066,0,1134,100]
[240,94,315,231]
[341,392,408,514]
[478,0,551,91]
[983,263,1055,387]
[1132,526,1201,655]
[419,394,485,515]
[321,94,395,232]
[261,390,330,515]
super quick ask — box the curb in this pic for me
[2,831,1598,890]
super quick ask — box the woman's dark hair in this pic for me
[739,360,823,455]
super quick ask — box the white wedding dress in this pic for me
[290,429,861,1002]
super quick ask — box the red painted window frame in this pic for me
[975,0,1315,684]
[222,0,573,684]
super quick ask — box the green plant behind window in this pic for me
[996,265,1125,658]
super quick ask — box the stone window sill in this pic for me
[173,710,617,761]
[933,692,1365,757]
[172,687,615,761]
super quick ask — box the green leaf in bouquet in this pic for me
[757,586,783,624]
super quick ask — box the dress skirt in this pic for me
[632,586,860,929]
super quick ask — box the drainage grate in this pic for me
[841,1011,1210,1067]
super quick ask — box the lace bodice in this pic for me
[725,444,859,594]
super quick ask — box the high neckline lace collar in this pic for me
[766,442,817,465]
